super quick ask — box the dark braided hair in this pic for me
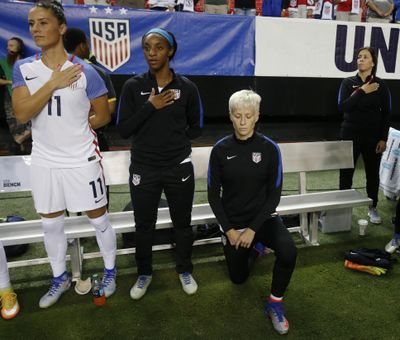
[64,28,87,53]
[35,1,67,25]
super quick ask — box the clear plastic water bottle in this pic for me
[92,274,106,306]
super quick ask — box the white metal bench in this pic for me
[0,141,371,279]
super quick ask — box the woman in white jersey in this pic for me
[12,1,117,308]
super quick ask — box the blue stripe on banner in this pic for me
[0,2,254,76]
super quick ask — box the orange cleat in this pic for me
[0,288,20,320]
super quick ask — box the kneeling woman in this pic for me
[207,90,297,335]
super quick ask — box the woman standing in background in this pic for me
[338,46,391,225]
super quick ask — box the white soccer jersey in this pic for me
[13,54,107,168]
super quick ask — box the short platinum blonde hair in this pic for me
[229,90,261,114]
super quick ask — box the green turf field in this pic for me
[0,160,399,339]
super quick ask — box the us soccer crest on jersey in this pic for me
[252,152,262,164]
[171,89,181,100]
[132,174,141,186]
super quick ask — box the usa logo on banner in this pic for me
[89,18,130,72]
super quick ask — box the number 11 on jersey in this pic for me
[48,95,61,116]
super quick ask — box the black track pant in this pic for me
[339,139,381,207]
[394,199,400,234]
[129,161,195,275]
[222,216,297,297]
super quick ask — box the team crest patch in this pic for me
[132,174,141,186]
[221,234,227,246]
[171,89,181,100]
[252,152,262,164]
[89,18,130,72]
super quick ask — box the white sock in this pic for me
[42,215,67,277]
[269,294,283,302]
[89,213,116,270]
[0,241,11,289]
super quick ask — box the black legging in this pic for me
[129,161,195,275]
[222,216,297,297]
[340,139,381,207]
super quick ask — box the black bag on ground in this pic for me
[2,215,30,257]
[194,223,221,240]
[122,199,174,248]
[344,248,394,269]
[281,214,300,229]
[121,200,221,248]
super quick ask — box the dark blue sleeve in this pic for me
[249,138,282,233]
[185,79,203,140]
[338,78,365,112]
[82,63,108,100]
[12,59,26,89]
[207,143,232,232]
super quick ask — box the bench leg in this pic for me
[69,238,83,280]
[300,213,308,237]
[300,212,320,246]
[309,212,320,246]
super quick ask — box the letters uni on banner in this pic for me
[255,18,400,78]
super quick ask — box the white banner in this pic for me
[0,153,130,192]
[0,156,32,193]
[255,17,400,79]
[0,148,214,193]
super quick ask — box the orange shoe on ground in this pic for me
[0,288,20,320]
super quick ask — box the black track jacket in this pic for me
[338,74,391,142]
[207,132,282,233]
[117,70,203,167]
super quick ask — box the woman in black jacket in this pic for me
[118,28,203,300]
[338,46,391,225]
[207,90,297,335]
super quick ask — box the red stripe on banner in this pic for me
[110,44,113,69]
[114,42,118,67]
[93,38,98,61]
[125,38,128,59]
[94,39,97,60]
[105,41,108,66]
[99,40,103,63]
